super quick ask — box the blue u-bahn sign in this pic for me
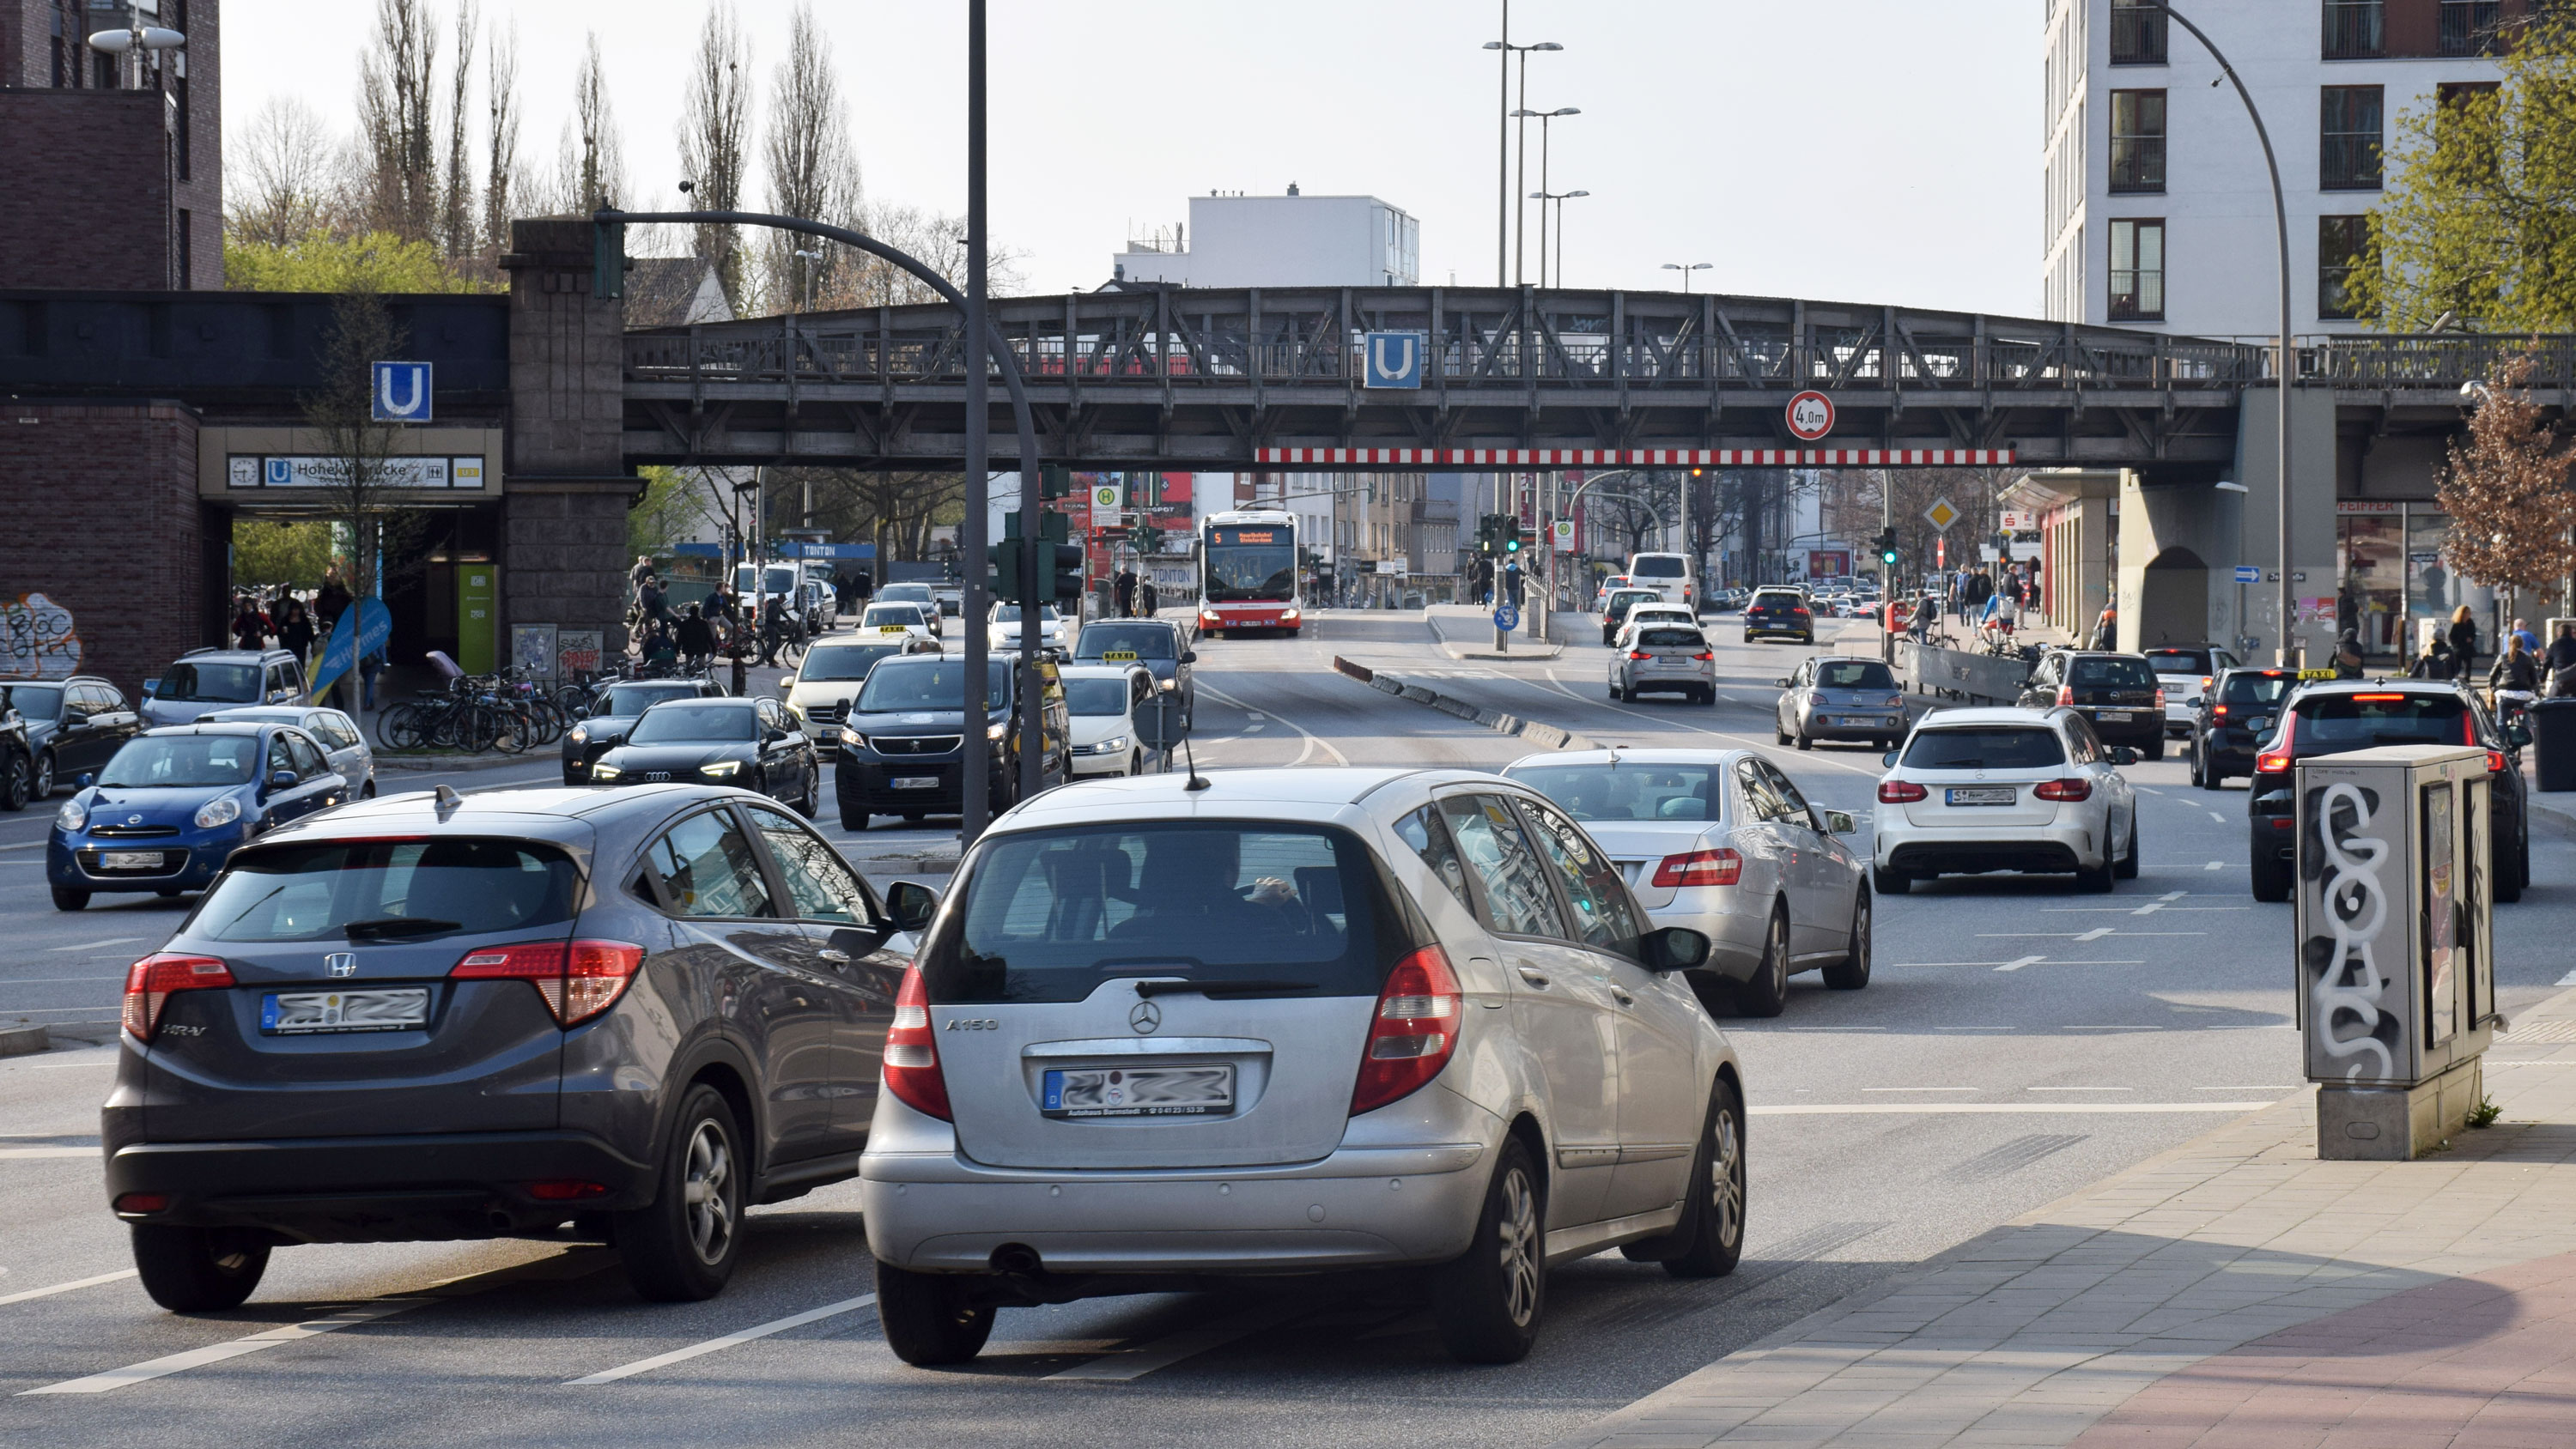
[1362,331,1425,389]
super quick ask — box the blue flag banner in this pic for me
[311,597,393,698]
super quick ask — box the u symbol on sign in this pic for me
[1371,335,1418,377]
[379,368,424,417]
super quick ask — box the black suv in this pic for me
[2018,651,2166,757]
[4,676,143,799]
[1741,589,1814,645]
[834,653,1069,829]
[2186,666,2296,790]
[562,676,728,785]
[102,784,929,1310]
[2245,679,2530,904]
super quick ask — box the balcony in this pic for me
[2323,0,2385,59]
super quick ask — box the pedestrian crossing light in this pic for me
[1503,518,1522,554]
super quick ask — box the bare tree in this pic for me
[762,1,860,308]
[228,96,343,246]
[301,291,419,602]
[436,0,478,262]
[541,33,627,215]
[678,2,755,310]
[482,21,521,257]
[358,0,440,241]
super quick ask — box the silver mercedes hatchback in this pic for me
[860,767,1747,1366]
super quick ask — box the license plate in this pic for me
[1042,1064,1235,1119]
[261,988,430,1034]
[1946,786,2017,806]
[1101,650,1139,662]
[2096,711,2132,722]
[100,851,164,870]
[890,776,939,790]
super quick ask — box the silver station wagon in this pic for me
[860,767,1747,1367]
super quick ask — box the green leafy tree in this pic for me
[2356,13,2576,330]
[225,232,491,293]
[231,520,338,591]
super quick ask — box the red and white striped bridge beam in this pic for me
[1253,447,2016,468]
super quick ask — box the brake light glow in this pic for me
[121,953,234,1040]
[1629,650,1652,661]
[1878,779,1929,803]
[2488,749,2508,775]
[2352,693,2405,702]
[2154,687,2167,709]
[2056,684,2075,707]
[1652,848,1743,888]
[2214,705,2230,718]
[883,964,951,1120]
[2256,709,2298,773]
[451,939,646,1027]
[1694,651,1715,662]
[1351,946,1461,1115]
[2034,779,2093,802]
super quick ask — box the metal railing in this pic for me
[2323,0,2385,59]
[2440,0,2502,55]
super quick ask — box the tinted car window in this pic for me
[597,682,705,717]
[1759,761,1818,828]
[1074,624,1178,659]
[197,839,579,943]
[645,811,776,918]
[923,823,1402,1004]
[3,684,64,720]
[745,805,874,925]
[1816,661,1896,689]
[265,734,296,779]
[100,734,259,787]
[630,702,758,743]
[155,662,262,704]
[1735,760,1786,821]
[1750,591,1803,609]
[2144,649,2214,674]
[1901,728,2068,770]
[1509,763,1722,822]
[1630,556,1686,579]
[2220,672,2297,706]
[862,605,927,627]
[2069,657,2156,688]
[1517,801,1643,956]
[1637,627,1704,649]
[2294,693,2470,751]
[287,733,329,779]
[1064,679,1130,716]
[800,643,906,682]
[1394,804,1473,911]
[1437,795,1570,938]
[856,658,1010,712]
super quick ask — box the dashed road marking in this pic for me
[567,1294,878,1385]
[21,1299,427,1394]
[48,938,144,954]
[1752,1101,2273,1116]
[0,1147,97,1160]
[0,1269,136,1308]
[1995,955,2046,972]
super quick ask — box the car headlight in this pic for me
[840,727,866,749]
[591,762,623,780]
[56,798,85,832]
[568,724,589,744]
[194,796,241,830]
[987,721,1009,740]
[700,761,744,779]
[1096,736,1129,754]
[1283,608,1301,620]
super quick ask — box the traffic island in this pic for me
[0,1023,50,1058]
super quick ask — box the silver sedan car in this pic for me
[1504,749,1871,1017]
[860,767,1746,1367]
[1609,621,1717,705]
[199,704,376,798]
[1774,655,1910,750]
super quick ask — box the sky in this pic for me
[222,0,2040,316]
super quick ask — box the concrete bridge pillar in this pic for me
[499,217,638,659]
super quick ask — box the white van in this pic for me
[1626,552,1695,609]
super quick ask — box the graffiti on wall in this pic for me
[0,593,81,680]
[2304,781,2399,1082]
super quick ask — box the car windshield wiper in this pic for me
[343,917,463,940]
[1132,978,1321,999]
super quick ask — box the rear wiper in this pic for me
[1133,979,1320,999]
[343,918,463,940]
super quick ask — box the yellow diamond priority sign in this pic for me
[1923,496,1960,532]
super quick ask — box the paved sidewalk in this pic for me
[1551,990,2576,1449]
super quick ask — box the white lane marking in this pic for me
[48,938,144,954]
[2556,970,2576,986]
[1529,670,1883,777]
[1243,724,1266,732]
[2205,860,2226,870]
[1862,1086,1978,1092]
[1751,1101,2275,1116]
[0,1269,135,1307]
[567,1294,878,1385]
[2137,785,2165,797]
[21,1299,426,1394]
[23,1058,118,1069]
[2073,927,2114,943]
[0,975,125,985]
[0,841,45,853]
[1195,682,1347,767]
[1994,955,2046,973]
[2208,810,2227,824]
[2160,890,2187,900]
[2030,1086,2133,1092]
[1047,1300,1307,1382]
[0,1147,96,1160]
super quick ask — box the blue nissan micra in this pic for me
[51,723,350,910]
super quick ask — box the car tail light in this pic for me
[1790,607,1810,617]
[884,964,951,1120]
[2213,704,2230,718]
[2256,709,2298,774]
[112,1192,170,1215]
[2056,684,2075,707]
[1628,650,1652,660]
[2154,687,2167,708]
[528,1179,610,1201]
[2488,749,2508,775]
[122,953,234,1040]
[2035,778,2093,802]
[1878,779,1928,803]
[1352,946,1461,1116]
[2353,693,2405,701]
[1694,651,1715,662]
[1652,848,1742,888]
[451,940,646,1027]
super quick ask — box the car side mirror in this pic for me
[1640,925,1711,973]
[1823,809,1856,835]
[1181,651,1198,664]
[268,768,299,791]
[1881,749,1900,768]
[1773,677,1792,688]
[60,707,88,726]
[573,706,590,720]
[2507,723,2532,749]
[2107,746,2141,766]
[76,773,94,788]
[765,726,789,743]
[886,880,940,933]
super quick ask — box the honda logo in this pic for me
[325,953,357,979]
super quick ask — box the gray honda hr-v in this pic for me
[101,783,915,1311]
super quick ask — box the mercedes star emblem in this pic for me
[1127,999,1163,1034]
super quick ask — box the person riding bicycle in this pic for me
[757,593,793,667]
[2490,634,2541,713]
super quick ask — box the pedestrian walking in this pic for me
[315,570,351,634]
[1139,580,1159,617]
[2447,605,2480,683]
[276,598,316,665]
[2549,621,2576,698]
[676,603,717,667]
[2088,603,2118,652]
[1114,568,1138,619]
[231,597,267,651]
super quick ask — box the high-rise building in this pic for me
[1111,185,1419,289]
[2042,0,2512,336]
[0,0,222,289]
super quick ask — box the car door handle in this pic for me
[1611,989,1634,1008]
[1515,965,1551,987]
[818,949,851,964]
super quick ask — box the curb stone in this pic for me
[0,1024,52,1058]
[375,751,548,773]
[1332,656,1599,753]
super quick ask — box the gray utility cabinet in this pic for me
[2296,745,2498,1160]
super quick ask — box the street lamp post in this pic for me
[792,248,822,311]
[1511,106,1579,285]
[1662,262,1711,293]
[2158,3,2296,664]
[1529,188,1589,288]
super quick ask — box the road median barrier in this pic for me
[1333,656,1599,752]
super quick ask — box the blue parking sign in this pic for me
[1494,603,1520,632]
[371,361,433,422]
[1363,331,1425,389]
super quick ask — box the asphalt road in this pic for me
[4,609,2572,1448]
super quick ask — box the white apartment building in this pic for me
[1111,187,1420,289]
[2043,0,2510,337]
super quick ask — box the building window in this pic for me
[2110,90,2167,193]
[177,209,191,289]
[2110,0,2166,64]
[2321,86,2385,190]
[2440,0,2502,55]
[2322,0,2385,59]
[2109,219,2165,322]
[2318,215,2372,319]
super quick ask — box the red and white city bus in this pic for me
[1198,510,1301,637]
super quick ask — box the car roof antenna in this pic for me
[1180,708,1212,792]
[434,784,463,819]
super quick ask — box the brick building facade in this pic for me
[0,402,206,688]
[0,0,220,290]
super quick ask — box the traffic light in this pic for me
[1502,518,1522,554]
[1876,528,1900,570]
[1040,465,1072,500]
[591,217,625,299]
[1050,542,1085,605]
[987,536,1028,604]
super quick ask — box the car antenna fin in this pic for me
[1182,728,1211,792]
[434,783,462,819]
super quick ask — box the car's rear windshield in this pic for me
[863,605,925,626]
[920,822,1414,1004]
[629,701,757,743]
[101,734,259,787]
[2294,693,2470,751]
[155,662,261,704]
[878,585,933,603]
[1631,556,1686,578]
[1817,661,1896,689]
[1508,763,1724,823]
[2219,672,2296,706]
[1751,592,1803,609]
[597,682,702,718]
[855,658,1009,712]
[1637,628,1704,649]
[2,684,62,721]
[195,839,580,943]
[2069,657,2156,688]
[1077,624,1178,659]
[2144,649,2214,673]
[1064,679,1128,716]
[801,644,904,682]
[1902,727,2067,770]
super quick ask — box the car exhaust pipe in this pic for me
[989,1243,1044,1277]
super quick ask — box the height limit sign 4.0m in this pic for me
[1784,390,1834,442]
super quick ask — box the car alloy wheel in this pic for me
[0,751,27,812]
[679,1119,737,1264]
[1690,1089,1747,1273]
[1431,1138,1546,1363]
[31,750,53,800]
[616,1085,744,1302]
[1823,890,1871,990]
[131,1224,271,1313]
[1737,911,1789,1017]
